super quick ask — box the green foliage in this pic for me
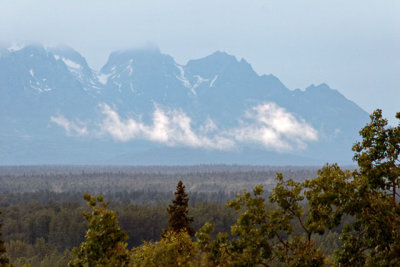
[330,110,400,266]
[0,210,12,266]
[0,198,237,265]
[269,174,326,266]
[353,110,400,192]
[227,185,273,265]
[131,230,196,267]
[68,194,131,267]
[165,181,195,237]
[196,186,271,266]
[196,180,326,266]
[7,242,73,267]
[304,164,354,233]
[195,223,231,266]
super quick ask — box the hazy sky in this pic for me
[1,0,399,123]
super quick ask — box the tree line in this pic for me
[0,166,321,195]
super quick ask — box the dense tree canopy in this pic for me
[68,194,131,267]
[0,210,12,266]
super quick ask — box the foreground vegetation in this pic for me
[1,109,399,266]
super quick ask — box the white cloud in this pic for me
[200,118,218,134]
[231,103,318,151]
[52,102,318,152]
[98,103,235,150]
[50,115,88,136]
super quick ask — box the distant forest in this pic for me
[0,165,326,197]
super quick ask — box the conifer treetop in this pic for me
[166,181,195,237]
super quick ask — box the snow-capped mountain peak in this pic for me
[0,44,369,165]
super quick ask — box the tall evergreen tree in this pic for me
[166,181,195,237]
[0,210,11,266]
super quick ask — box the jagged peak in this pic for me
[47,44,80,54]
[185,50,259,80]
[47,45,89,67]
[188,50,237,65]
[306,83,331,91]
[7,42,27,52]
[304,83,347,100]
[4,43,61,54]
[111,45,161,58]
[101,46,176,71]
[261,73,281,81]
[11,43,47,54]
[1,43,84,63]
[259,74,289,92]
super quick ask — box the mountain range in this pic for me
[0,44,369,165]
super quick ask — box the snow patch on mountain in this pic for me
[192,75,209,93]
[175,64,191,89]
[53,54,88,83]
[125,59,134,75]
[8,43,25,52]
[61,58,82,70]
[28,69,53,93]
[210,75,218,87]
[97,73,110,85]
[30,80,52,93]
[129,82,136,93]
[113,81,122,90]
[175,65,209,95]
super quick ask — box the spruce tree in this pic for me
[166,181,195,237]
[0,210,11,266]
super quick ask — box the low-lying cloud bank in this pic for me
[51,102,318,152]
[233,103,318,151]
[50,115,88,136]
[99,103,235,150]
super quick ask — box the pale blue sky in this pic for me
[1,0,399,123]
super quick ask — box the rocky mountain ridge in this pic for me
[0,44,369,165]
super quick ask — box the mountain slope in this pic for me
[0,44,369,165]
